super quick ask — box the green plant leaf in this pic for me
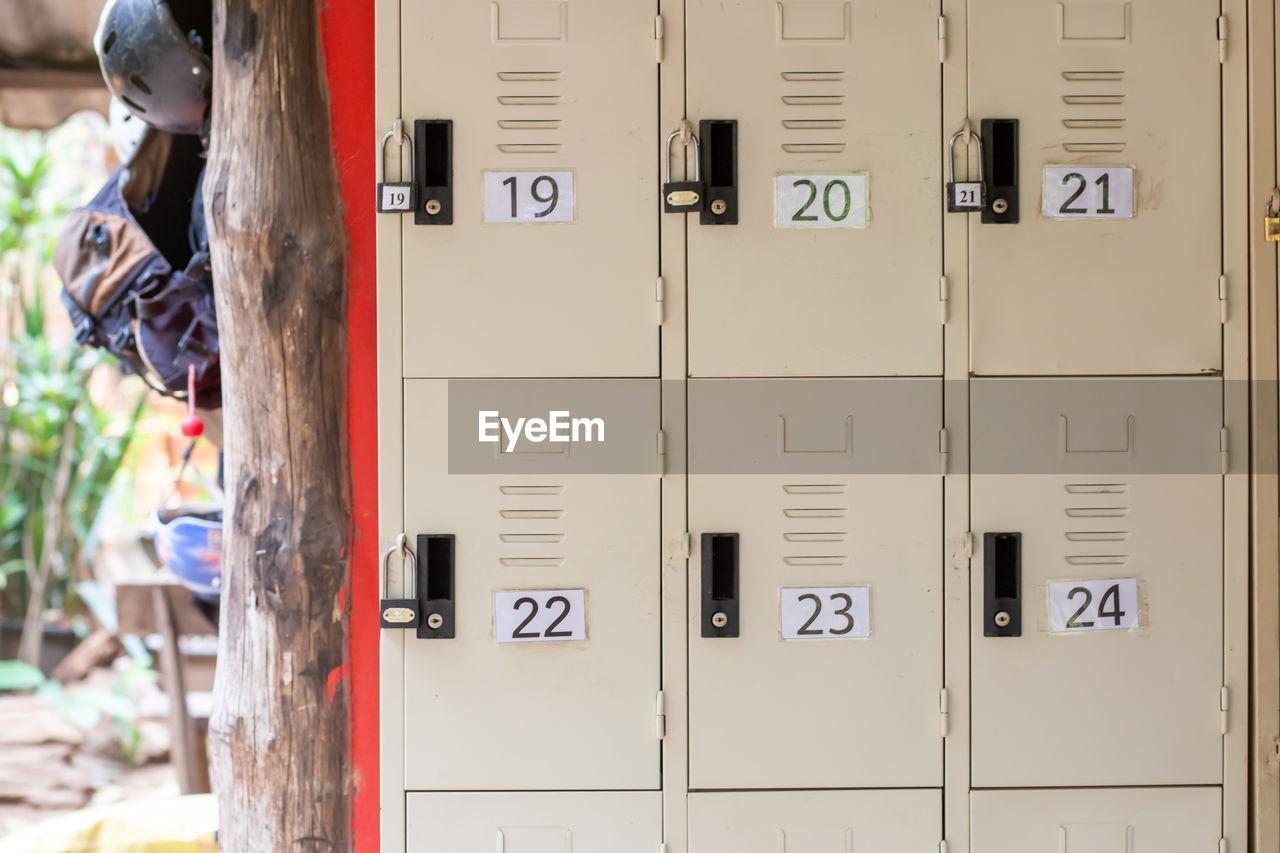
[0,660,45,691]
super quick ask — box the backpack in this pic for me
[53,129,221,409]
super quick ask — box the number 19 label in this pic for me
[780,586,871,639]
[484,171,575,223]
[776,174,869,228]
[1048,578,1139,633]
[1042,166,1134,219]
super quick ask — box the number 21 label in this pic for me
[484,171,575,223]
[494,589,586,643]
[780,586,871,639]
[1048,578,1139,633]
[1042,166,1134,219]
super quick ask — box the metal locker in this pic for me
[968,0,1223,375]
[970,787,1221,853]
[399,0,659,378]
[687,379,943,789]
[400,379,661,790]
[688,790,941,853]
[970,378,1224,787]
[406,792,661,853]
[685,0,942,377]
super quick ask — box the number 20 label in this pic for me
[1048,578,1139,633]
[1042,166,1134,219]
[775,174,869,228]
[494,589,586,643]
[780,586,871,639]
[484,171,575,223]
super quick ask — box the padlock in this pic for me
[379,533,419,629]
[946,127,987,213]
[663,128,704,213]
[1266,195,1280,242]
[376,123,417,214]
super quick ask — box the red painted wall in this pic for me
[317,1,379,849]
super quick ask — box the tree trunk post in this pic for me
[204,1,351,849]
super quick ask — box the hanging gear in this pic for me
[94,0,213,136]
[53,128,221,409]
[108,97,148,163]
[154,506,222,604]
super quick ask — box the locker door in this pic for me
[400,0,658,378]
[688,379,943,789]
[971,788,1221,853]
[689,790,941,853]
[407,792,661,853]
[968,0,1222,375]
[401,380,661,790]
[685,0,942,377]
[970,379,1224,787]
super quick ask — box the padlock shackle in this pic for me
[665,128,701,184]
[380,127,415,185]
[948,128,984,185]
[380,533,418,599]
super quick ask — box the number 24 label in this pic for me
[1042,166,1134,219]
[1048,578,1139,633]
[494,589,586,643]
[484,171,575,223]
[780,586,871,639]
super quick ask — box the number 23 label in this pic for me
[1048,578,1139,633]
[484,171,575,223]
[780,586,871,639]
[494,589,586,643]
[1042,166,1134,219]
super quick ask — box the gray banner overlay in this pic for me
[443,378,1258,475]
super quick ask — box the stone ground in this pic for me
[0,667,178,839]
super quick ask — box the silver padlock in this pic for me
[946,127,987,213]
[377,123,417,214]
[663,128,704,214]
[379,533,419,629]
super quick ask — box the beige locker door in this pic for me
[689,790,941,853]
[407,792,661,853]
[968,0,1222,375]
[400,1,658,378]
[970,787,1221,853]
[688,379,943,789]
[402,380,660,790]
[685,0,942,378]
[970,379,1223,787]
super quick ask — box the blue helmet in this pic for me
[154,507,222,602]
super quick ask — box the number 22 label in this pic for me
[484,171,575,223]
[494,589,586,643]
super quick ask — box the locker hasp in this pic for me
[980,118,1018,223]
[701,533,739,637]
[376,123,417,214]
[1266,193,1280,242]
[416,533,456,639]
[983,532,1021,637]
[663,127,705,213]
[946,126,987,213]
[379,533,419,629]
[699,119,738,224]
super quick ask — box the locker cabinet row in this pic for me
[392,0,1226,379]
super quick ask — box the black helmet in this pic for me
[94,0,213,136]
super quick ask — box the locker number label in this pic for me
[1048,578,1139,633]
[775,174,869,228]
[494,589,586,643]
[484,171,575,223]
[1042,166,1134,219]
[780,586,871,639]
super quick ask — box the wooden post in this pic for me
[204,1,351,848]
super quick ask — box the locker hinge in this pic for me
[1218,275,1227,324]
[939,688,950,738]
[659,845,668,853]
[950,531,974,568]
[938,275,948,324]
[1220,686,1230,734]
[655,690,667,739]
[939,841,949,853]
[657,429,667,476]
[1217,16,1227,63]
[939,428,950,475]
[655,15,665,63]
[681,531,692,560]
[655,276,665,325]
[937,16,947,62]
[1219,427,1229,475]
[1220,838,1228,853]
